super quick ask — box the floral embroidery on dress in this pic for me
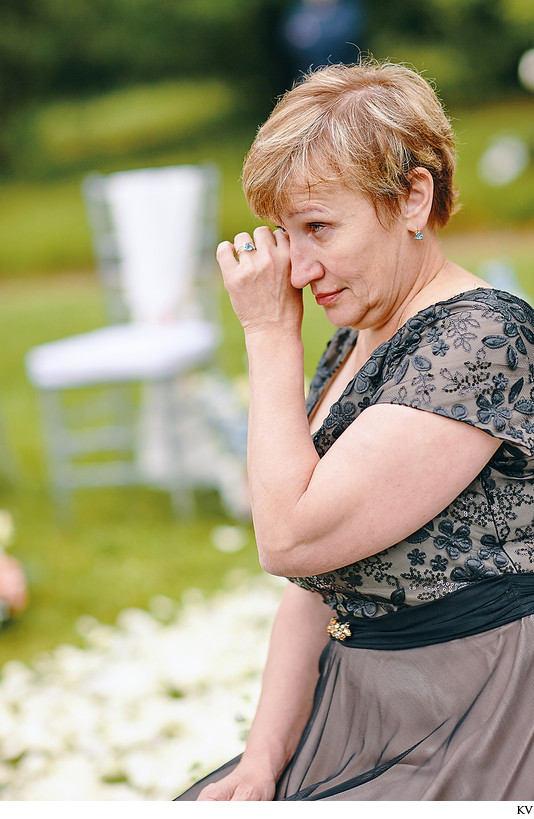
[291,289,534,619]
[515,542,534,564]
[443,309,481,351]
[440,359,493,397]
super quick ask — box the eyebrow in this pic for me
[285,203,332,218]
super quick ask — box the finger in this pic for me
[197,786,220,801]
[197,782,232,801]
[252,225,276,249]
[233,232,253,247]
[216,240,239,269]
[272,227,289,247]
[230,785,260,800]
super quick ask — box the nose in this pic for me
[289,240,325,290]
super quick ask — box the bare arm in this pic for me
[246,334,501,576]
[198,582,331,801]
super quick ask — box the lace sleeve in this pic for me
[375,291,534,455]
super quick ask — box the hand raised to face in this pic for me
[216,226,303,337]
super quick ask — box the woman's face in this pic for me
[278,182,413,332]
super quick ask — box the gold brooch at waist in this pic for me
[327,617,352,641]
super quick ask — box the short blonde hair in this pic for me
[242,59,458,229]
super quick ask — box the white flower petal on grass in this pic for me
[116,606,162,636]
[149,594,175,621]
[0,573,284,800]
[14,751,53,778]
[0,659,38,700]
[211,525,248,554]
[0,760,15,788]
[84,658,162,701]
[478,134,529,187]
[77,621,118,651]
[15,753,103,800]
[91,783,144,800]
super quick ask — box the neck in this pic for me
[355,239,488,361]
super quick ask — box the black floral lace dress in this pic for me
[177,289,534,801]
[290,288,534,624]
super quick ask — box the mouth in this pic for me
[314,290,342,307]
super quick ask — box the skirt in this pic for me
[176,574,534,800]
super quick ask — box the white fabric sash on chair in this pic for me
[106,167,205,323]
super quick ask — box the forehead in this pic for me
[278,181,366,220]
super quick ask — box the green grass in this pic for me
[0,182,93,274]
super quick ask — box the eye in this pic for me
[308,222,325,234]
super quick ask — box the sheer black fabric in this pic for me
[277,615,534,800]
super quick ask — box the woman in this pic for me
[177,59,534,801]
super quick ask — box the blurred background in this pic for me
[0,0,533,669]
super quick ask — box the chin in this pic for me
[326,309,365,331]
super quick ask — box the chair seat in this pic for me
[26,320,219,389]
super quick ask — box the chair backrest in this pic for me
[82,164,219,324]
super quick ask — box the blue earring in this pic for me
[413,230,424,241]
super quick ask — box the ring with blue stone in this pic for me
[236,241,256,255]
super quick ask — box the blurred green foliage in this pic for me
[12,80,238,178]
[0,103,258,275]
[366,0,534,104]
[1,0,534,175]
[0,0,532,276]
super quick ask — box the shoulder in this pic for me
[387,288,534,365]
[428,288,534,337]
[376,288,534,453]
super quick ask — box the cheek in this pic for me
[331,250,366,283]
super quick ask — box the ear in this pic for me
[402,167,434,232]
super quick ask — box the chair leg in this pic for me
[37,389,74,519]
[162,376,197,517]
[36,375,223,519]
[137,377,197,515]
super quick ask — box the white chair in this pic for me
[25,164,230,516]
